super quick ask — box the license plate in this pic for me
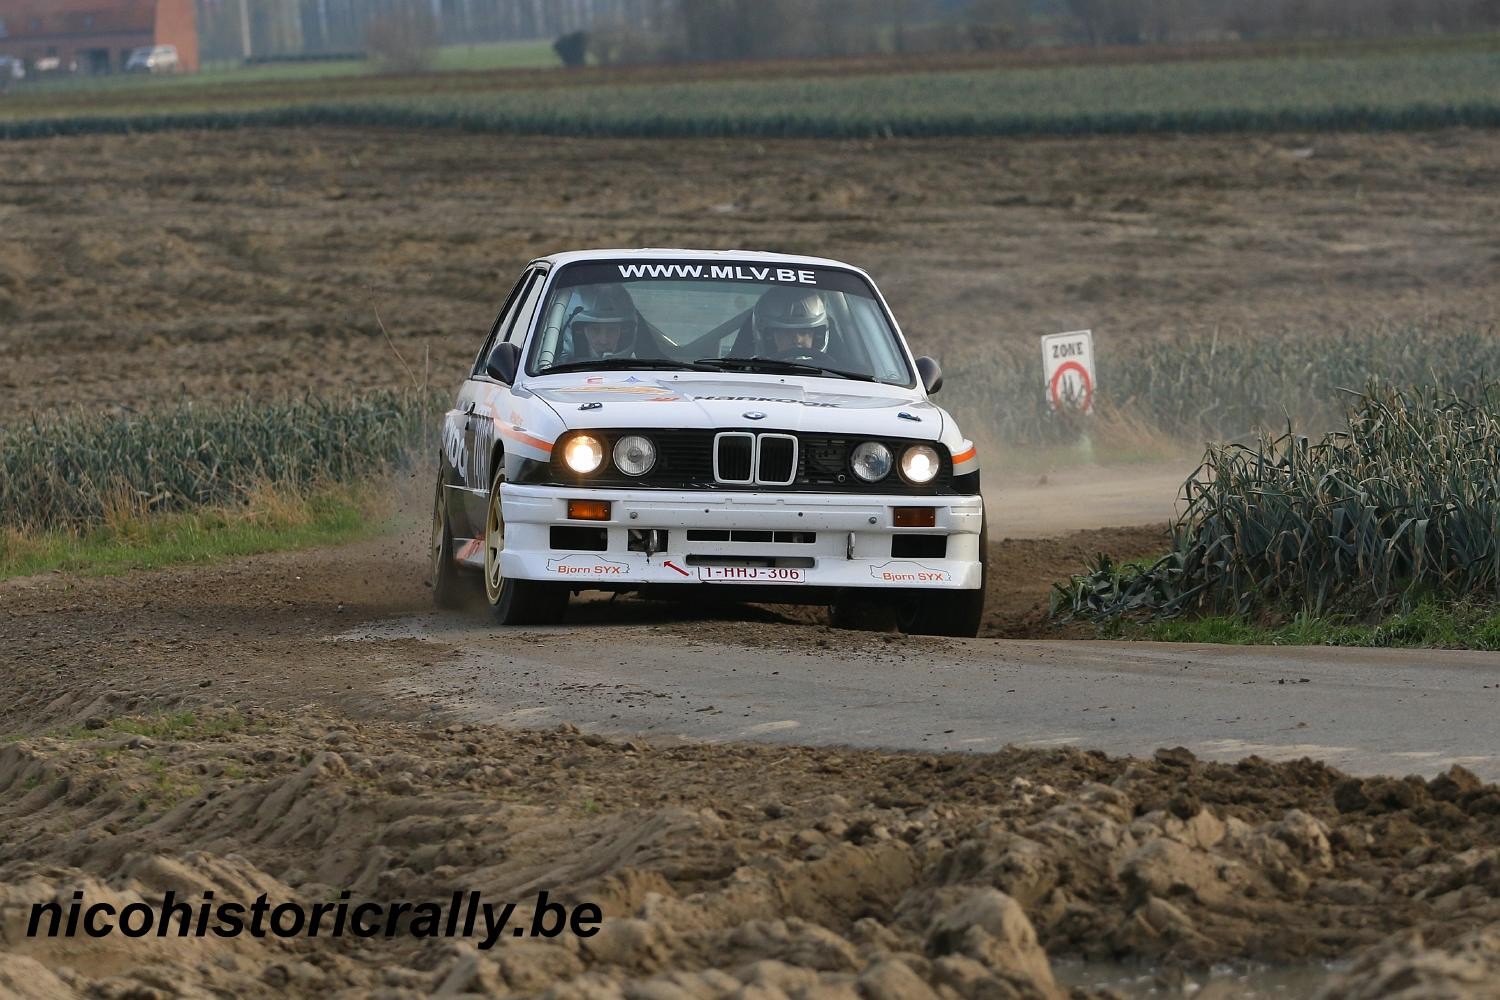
[697,566,805,584]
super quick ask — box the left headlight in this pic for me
[851,442,893,482]
[900,445,940,484]
[613,435,657,477]
[562,433,605,474]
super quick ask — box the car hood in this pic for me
[527,373,943,440]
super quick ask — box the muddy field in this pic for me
[3,125,1500,995]
[2,128,1498,422]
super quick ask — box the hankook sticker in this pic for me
[690,396,838,408]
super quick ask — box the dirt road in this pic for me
[985,461,1187,539]
[361,614,1500,781]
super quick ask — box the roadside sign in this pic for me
[1041,330,1095,414]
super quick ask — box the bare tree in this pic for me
[366,5,439,72]
[1066,0,1147,44]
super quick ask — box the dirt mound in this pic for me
[981,525,1166,638]
[2,709,1498,997]
[1317,924,1500,999]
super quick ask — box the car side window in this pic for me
[471,270,533,377]
[502,267,549,346]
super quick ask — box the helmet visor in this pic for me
[767,324,825,353]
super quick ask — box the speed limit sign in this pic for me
[1041,330,1095,414]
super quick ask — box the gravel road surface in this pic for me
[352,612,1500,780]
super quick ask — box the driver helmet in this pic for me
[753,287,828,359]
[565,283,637,359]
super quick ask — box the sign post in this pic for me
[1041,330,1096,415]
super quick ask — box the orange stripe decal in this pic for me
[952,445,977,464]
[500,425,554,454]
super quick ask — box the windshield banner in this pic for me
[553,261,875,296]
[618,263,817,284]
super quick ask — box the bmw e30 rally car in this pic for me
[431,249,986,635]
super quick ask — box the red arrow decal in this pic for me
[663,560,691,577]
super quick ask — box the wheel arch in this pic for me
[490,440,507,491]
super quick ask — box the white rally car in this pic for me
[431,249,986,635]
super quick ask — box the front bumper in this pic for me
[498,484,984,590]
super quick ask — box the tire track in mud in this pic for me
[2,708,1498,997]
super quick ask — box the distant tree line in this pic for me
[195,0,1500,68]
[196,0,667,62]
[574,0,1500,66]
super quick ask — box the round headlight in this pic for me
[562,433,605,474]
[851,441,893,482]
[613,435,657,477]
[901,445,940,484]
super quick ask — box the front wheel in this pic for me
[896,517,989,638]
[484,467,568,626]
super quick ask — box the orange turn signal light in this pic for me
[893,507,936,528]
[567,499,612,521]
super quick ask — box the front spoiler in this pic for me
[474,484,984,591]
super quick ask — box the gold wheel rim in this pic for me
[484,482,505,601]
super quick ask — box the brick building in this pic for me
[0,0,198,74]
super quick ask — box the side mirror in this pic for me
[915,356,943,395]
[485,342,521,385]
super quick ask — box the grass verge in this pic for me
[27,40,560,95]
[0,481,390,581]
[36,709,265,743]
[1122,599,1500,650]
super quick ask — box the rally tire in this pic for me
[828,595,894,632]
[896,517,988,638]
[484,467,568,626]
[431,473,476,610]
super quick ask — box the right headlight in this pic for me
[612,435,657,477]
[900,445,940,484]
[851,441,893,483]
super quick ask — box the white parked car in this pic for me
[431,250,986,635]
[125,45,180,74]
[0,57,25,83]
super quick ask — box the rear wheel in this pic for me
[896,517,988,637]
[431,473,477,610]
[484,467,568,626]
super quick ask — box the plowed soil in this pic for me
[2,128,1498,420]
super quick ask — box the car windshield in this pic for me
[524,260,913,386]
